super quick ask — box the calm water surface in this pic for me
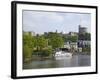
[23,54,91,69]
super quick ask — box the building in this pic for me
[79,25,87,34]
[78,40,90,47]
[70,42,78,51]
[64,42,78,52]
[64,42,70,50]
[68,32,77,36]
[23,31,36,36]
[78,25,91,49]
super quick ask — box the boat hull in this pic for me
[55,51,72,59]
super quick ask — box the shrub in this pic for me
[33,47,53,57]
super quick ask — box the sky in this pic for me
[23,10,91,34]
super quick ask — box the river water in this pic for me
[23,54,91,69]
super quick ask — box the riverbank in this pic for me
[24,55,54,63]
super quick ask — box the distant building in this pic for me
[70,42,78,51]
[64,42,71,50]
[79,25,87,34]
[78,25,90,48]
[44,32,48,35]
[55,30,58,33]
[23,31,36,36]
[68,32,77,36]
[64,42,78,51]
[29,31,35,36]
[78,40,91,48]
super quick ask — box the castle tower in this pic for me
[79,25,87,34]
[78,16,87,34]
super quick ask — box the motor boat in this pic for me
[55,51,72,58]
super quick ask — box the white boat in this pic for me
[55,51,72,57]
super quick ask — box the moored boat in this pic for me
[55,51,72,58]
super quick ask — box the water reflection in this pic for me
[23,54,91,69]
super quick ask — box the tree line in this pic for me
[23,32,65,62]
[23,32,90,62]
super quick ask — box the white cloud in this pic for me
[23,11,64,33]
[23,10,91,34]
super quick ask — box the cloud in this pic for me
[23,10,91,34]
[23,11,64,34]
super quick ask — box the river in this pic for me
[23,54,91,69]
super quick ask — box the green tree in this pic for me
[23,33,35,48]
[38,47,53,57]
[50,35,64,49]
[62,35,78,42]
[78,33,91,40]
[67,35,78,42]
[35,36,48,50]
[23,45,32,59]
[23,33,35,61]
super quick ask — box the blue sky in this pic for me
[23,10,91,34]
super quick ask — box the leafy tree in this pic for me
[67,35,78,42]
[82,46,91,53]
[78,33,91,40]
[49,35,64,49]
[38,47,53,57]
[23,33,35,61]
[62,35,67,42]
[23,45,32,59]
[23,33,35,48]
[35,36,48,50]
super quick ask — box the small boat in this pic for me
[55,51,72,57]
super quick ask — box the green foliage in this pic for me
[23,31,91,61]
[39,49,52,57]
[62,35,67,42]
[78,33,91,40]
[33,47,53,57]
[23,33,35,48]
[37,36,48,50]
[82,46,91,52]
[23,45,32,59]
[62,35,78,42]
[67,35,78,42]
[23,33,35,61]
[49,34,64,49]
[23,31,81,59]
[34,36,48,51]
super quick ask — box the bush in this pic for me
[82,46,91,52]
[23,45,33,60]
[33,47,53,57]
